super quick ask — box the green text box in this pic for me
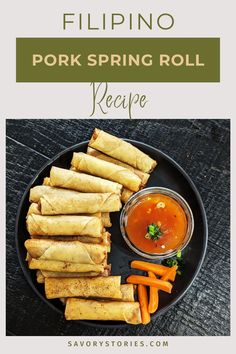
[16,38,220,82]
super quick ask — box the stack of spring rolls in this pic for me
[24,128,157,324]
[76,128,157,203]
[46,276,142,324]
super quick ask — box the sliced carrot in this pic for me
[126,275,173,294]
[138,284,151,325]
[161,265,178,281]
[130,260,176,281]
[148,271,159,313]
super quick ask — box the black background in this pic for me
[6,119,230,336]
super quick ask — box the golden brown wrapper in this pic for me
[29,185,61,203]
[39,191,121,215]
[26,214,103,237]
[121,188,134,204]
[71,152,141,192]
[89,128,157,173]
[29,259,105,273]
[29,232,111,251]
[41,269,109,278]
[36,275,132,298]
[45,276,122,300]
[87,147,150,185]
[27,202,101,218]
[43,177,51,186]
[27,201,111,227]
[65,298,142,324]
[55,284,135,301]
[101,212,111,227]
[120,284,135,302]
[36,270,45,283]
[27,203,41,216]
[50,166,122,194]
[25,238,107,265]
[30,235,103,242]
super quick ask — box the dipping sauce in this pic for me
[126,193,187,254]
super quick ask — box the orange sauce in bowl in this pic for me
[126,194,187,254]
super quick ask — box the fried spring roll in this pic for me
[45,276,122,300]
[29,203,111,228]
[87,147,150,185]
[29,258,105,273]
[57,284,135,301]
[37,270,114,285]
[41,269,109,278]
[29,232,110,251]
[121,188,134,204]
[59,285,134,304]
[27,203,41,216]
[89,128,157,173]
[25,239,107,264]
[27,202,102,219]
[26,214,103,237]
[27,201,111,227]
[41,263,111,278]
[120,284,135,302]
[65,298,142,324]
[36,270,45,283]
[30,235,103,242]
[71,152,141,192]
[50,166,122,194]
[101,212,111,227]
[29,185,62,203]
[39,191,121,215]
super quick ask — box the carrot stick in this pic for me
[138,284,151,325]
[126,275,173,294]
[148,271,159,313]
[130,260,176,281]
[161,265,178,281]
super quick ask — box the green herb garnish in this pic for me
[163,250,185,275]
[176,250,182,258]
[146,223,163,240]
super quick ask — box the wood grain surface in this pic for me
[6,119,230,336]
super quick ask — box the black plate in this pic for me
[15,140,208,328]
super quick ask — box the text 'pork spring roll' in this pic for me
[87,147,150,185]
[71,152,141,192]
[45,276,122,300]
[50,166,122,194]
[65,298,142,324]
[39,190,121,215]
[26,214,103,237]
[89,128,157,173]
[25,238,107,265]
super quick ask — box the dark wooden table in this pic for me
[6,119,230,336]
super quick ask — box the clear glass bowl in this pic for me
[120,187,194,260]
